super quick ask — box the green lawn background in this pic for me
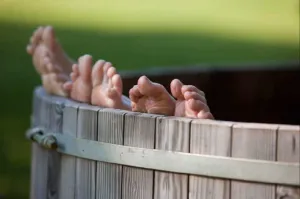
[0,0,299,198]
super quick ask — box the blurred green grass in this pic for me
[0,0,299,198]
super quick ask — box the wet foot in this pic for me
[91,60,131,110]
[63,55,93,103]
[170,79,214,119]
[129,76,175,116]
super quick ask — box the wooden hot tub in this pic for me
[27,61,300,199]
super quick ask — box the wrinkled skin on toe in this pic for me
[170,79,214,119]
[129,76,176,116]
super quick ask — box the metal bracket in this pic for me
[26,127,57,150]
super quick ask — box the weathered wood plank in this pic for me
[189,120,232,199]
[75,104,100,199]
[30,90,50,199]
[154,116,191,199]
[46,96,65,199]
[276,125,300,199]
[58,99,79,199]
[96,108,127,199]
[31,87,42,126]
[122,112,157,199]
[30,88,43,199]
[231,123,278,199]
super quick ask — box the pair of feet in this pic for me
[27,26,213,119]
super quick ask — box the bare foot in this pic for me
[27,26,74,75]
[26,26,74,96]
[63,55,93,103]
[91,60,131,110]
[129,76,175,116]
[42,73,70,97]
[171,79,214,119]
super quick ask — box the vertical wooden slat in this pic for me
[30,87,44,199]
[231,123,278,199]
[189,120,232,199]
[154,117,191,199]
[59,99,80,199]
[122,112,157,199]
[42,95,54,199]
[30,90,50,199]
[276,125,300,199]
[47,97,65,199]
[43,94,52,130]
[31,87,42,127]
[75,105,100,199]
[96,108,127,199]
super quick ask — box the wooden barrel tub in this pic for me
[27,62,300,199]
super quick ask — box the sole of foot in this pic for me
[27,26,74,97]
[63,54,93,103]
[129,76,176,116]
[171,79,214,119]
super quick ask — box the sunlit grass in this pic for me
[0,0,299,45]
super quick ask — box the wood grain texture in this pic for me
[30,90,49,199]
[30,88,43,199]
[75,105,100,199]
[46,97,65,199]
[30,86,300,199]
[154,116,191,199]
[189,119,232,199]
[231,123,278,199]
[122,112,157,199]
[58,99,80,199]
[96,108,128,199]
[31,87,42,126]
[276,125,300,199]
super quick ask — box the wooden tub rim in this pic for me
[28,87,300,187]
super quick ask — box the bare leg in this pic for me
[129,76,176,116]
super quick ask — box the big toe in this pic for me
[42,26,56,50]
[170,79,184,100]
[78,55,92,82]
[129,85,142,103]
[129,85,145,112]
[92,60,105,87]
[137,76,165,97]
[111,74,123,95]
